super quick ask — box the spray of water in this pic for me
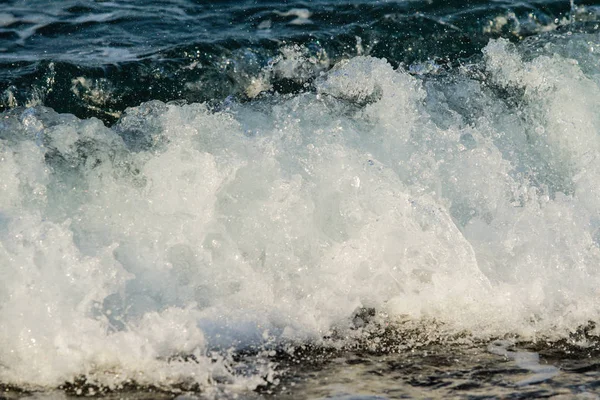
[1,31,600,391]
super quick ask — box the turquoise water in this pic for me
[1,1,600,398]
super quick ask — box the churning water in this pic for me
[2,0,600,398]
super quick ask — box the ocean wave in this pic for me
[1,27,600,392]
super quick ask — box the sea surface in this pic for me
[1,0,600,399]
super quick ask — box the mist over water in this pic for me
[1,0,600,396]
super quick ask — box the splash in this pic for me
[1,32,600,391]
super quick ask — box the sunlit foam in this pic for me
[1,34,600,390]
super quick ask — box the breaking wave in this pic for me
[1,26,600,393]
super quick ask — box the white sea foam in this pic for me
[0,13,17,27]
[1,34,600,390]
[274,8,312,25]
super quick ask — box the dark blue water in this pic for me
[2,1,600,399]
[0,0,594,123]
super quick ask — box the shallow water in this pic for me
[273,345,600,399]
[4,337,600,399]
[2,0,600,398]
